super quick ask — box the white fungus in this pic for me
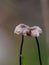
[14,24,30,36]
[30,26,42,37]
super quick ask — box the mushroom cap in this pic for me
[14,24,30,36]
[30,26,42,37]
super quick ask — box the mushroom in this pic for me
[30,26,42,65]
[14,23,30,65]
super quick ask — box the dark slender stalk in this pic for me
[20,35,24,65]
[35,37,42,65]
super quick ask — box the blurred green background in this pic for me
[0,0,49,65]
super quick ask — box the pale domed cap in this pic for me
[30,26,42,37]
[14,24,30,36]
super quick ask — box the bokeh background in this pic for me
[0,0,49,65]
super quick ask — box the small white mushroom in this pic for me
[30,26,42,37]
[14,24,30,36]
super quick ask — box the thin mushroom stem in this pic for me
[20,35,24,65]
[35,37,42,65]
